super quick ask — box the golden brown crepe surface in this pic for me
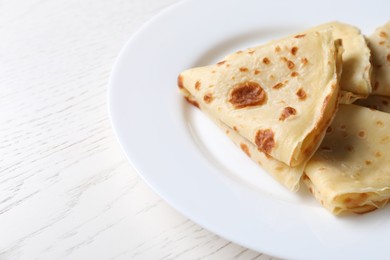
[304,104,390,214]
[178,30,342,168]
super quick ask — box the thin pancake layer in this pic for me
[223,122,304,191]
[306,22,372,100]
[368,21,390,96]
[304,104,390,214]
[183,94,304,191]
[178,30,342,167]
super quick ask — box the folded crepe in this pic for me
[368,21,390,96]
[305,22,372,102]
[185,94,304,191]
[304,104,390,214]
[178,30,342,168]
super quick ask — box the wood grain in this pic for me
[0,0,278,259]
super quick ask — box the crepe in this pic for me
[185,94,304,191]
[178,30,342,167]
[368,21,390,96]
[354,95,390,113]
[222,122,304,191]
[306,22,372,102]
[304,104,390,214]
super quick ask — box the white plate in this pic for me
[109,0,390,259]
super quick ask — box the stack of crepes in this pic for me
[177,21,390,215]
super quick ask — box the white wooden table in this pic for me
[0,1,278,259]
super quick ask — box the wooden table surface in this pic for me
[0,0,279,259]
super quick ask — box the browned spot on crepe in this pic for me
[379,31,388,38]
[272,82,284,89]
[255,129,275,154]
[286,60,295,70]
[195,81,201,90]
[229,81,267,109]
[296,88,307,100]
[294,34,306,38]
[262,57,271,65]
[291,71,299,77]
[240,143,251,157]
[358,130,366,138]
[291,46,298,56]
[203,93,213,104]
[279,106,297,121]
[376,120,384,127]
[177,75,184,89]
